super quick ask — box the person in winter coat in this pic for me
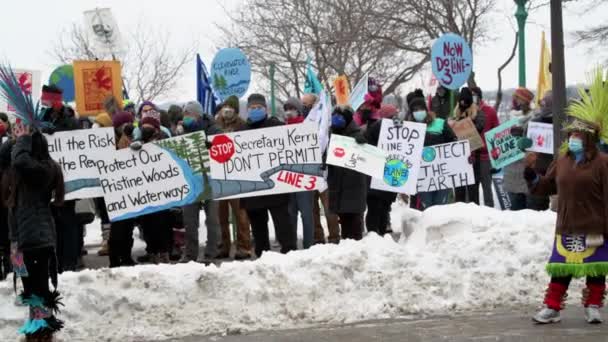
[107,111,137,267]
[364,104,400,234]
[301,93,318,118]
[406,90,457,210]
[241,94,296,257]
[452,87,486,205]
[503,87,543,210]
[1,124,65,340]
[40,85,80,273]
[133,101,173,140]
[215,96,252,259]
[430,85,454,119]
[0,112,9,278]
[283,97,316,248]
[327,105,368,240]
[472,87,499,207]
[527,114,608,324]
[354,77,383,132]
[178,100,223,262]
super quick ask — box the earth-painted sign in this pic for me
[431,33,473,90]
[210,48,251,101]
[49,65,75,102]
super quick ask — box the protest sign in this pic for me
[526,122,553,154]
[349,73,368,111]
[73,60,123,116]
[208,122,325,199]
[334,76,350,105]
[306,90,332,153]
[450,118,484,151]
[210,48,251,101]
[371,119,426,194]
[49,65,75,102]
[83,8,125,56]
[326,134,387,179]
[46,127,115,200]
[485,118,525,169]
[431,33,473,90]
[0,69,41,115]
[492,176,512,211]
[416,140,475,193]
[99,132,207,221]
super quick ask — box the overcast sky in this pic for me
[0,0,606,103]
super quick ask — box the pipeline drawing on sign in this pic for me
[65,178,101,194]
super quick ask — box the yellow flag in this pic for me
[536,32,552,106]
[333,75,350,105]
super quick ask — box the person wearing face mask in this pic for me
[431,85,454,119]
[283,97,316,249]
[354,78,383,132]
[132,101,173,141]
[176,101,223,262]
[215,96,253,260]
[327,105,368,240]
[452,87,486,205]
[404,90,457,210]
[301,93,318,119]
[471,87,499,208]
[525,97,608,325]
[241,94,296,257]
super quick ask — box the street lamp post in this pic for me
[515,0,529,87]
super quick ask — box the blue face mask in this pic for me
[248,108,266,123]
[183,116,199,129]
[569,137,584,153]
[413,110,427,122]
[331,114,346,129]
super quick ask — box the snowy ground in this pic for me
[0,203,574,342]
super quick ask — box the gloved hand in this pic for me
[510,126,524,137]
[524,167,537,183]
[205,140,213,149]
[355,135,367,145]
[130,141,143,151]
[468,154,475,164]
[517,137,533,151]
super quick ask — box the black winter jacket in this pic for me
[42,107,79,133]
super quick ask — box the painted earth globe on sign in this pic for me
[383,159,409,187]
[49,65,75,102]
[422,146,436,163]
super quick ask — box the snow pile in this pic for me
[0,204,567,341]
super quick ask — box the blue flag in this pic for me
[196,54,218,114]
[304,58,323,95]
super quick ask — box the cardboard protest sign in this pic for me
[485,118,525,169]
[526,122,553,154]
[0,69,41,115]
[49,65,75,102]
[450,118,484,151]
[210,48,251,101]
[208,122,325,199]
[83,8,125,56]
[492,176,512,211]
[73,60,123,116]
[99,132,207,221]
[349,73,368,111]
[334,76,350,105]
[46,127,115,200]
[416,140,475,193]
[431,33,473,90]
[326,134,387,179]
[371,119,426,194]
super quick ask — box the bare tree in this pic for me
[52,21,195,104]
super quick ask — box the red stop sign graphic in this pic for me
[333,147,345,158]
[210,135,235,163]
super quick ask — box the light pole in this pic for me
[514,0,529,87]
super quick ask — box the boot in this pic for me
[97,224,111,256]
[582,283,606,324]
[97,240,109,256]
[159,253,170,264]
[533,282,568,324]
[150,254,160,265]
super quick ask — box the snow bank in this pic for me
[1,204,571,341]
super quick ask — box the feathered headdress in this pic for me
[0,65,52,130]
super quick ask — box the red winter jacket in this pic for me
[479,101,499,161]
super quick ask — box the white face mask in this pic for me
[222,108,236,119]
[285,110,298,118]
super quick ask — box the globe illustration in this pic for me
[383,159,409,187]
[422,147,436,162]
[49,65,75,102]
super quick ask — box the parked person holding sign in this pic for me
[178,100,223,261]
[1,123,66,340]
[527,114,608,324]
[453,87,485,205]
[215,97,253,259]
[241,94,296,257]
[471,87,499,207]
[282,97,316,248]
[406,90,457,210]
[327,105,368,240]
[40,85,80,273]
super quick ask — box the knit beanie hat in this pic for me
[41,85,63,107]
[513,87,535,104]
[112,111,134,128]
[95,112,113,128]
[284,97,305,115]
[183,101,204,117]
[141,109,161,130]
[458,87,474,108]
[138,101,157,118]
[247,93,267,108]
[407,89,427,111]
[221,95,240,113]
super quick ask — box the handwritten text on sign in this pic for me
[46,127,115,200]
[371,119,426,195]
[326,134,387,179]
[209,123,325,199]
[431,33,473,90]
[485,118,525,169]
[416,140,475,193]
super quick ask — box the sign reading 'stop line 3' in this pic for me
[431,33,473,90]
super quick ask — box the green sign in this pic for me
[485,118,525,169]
